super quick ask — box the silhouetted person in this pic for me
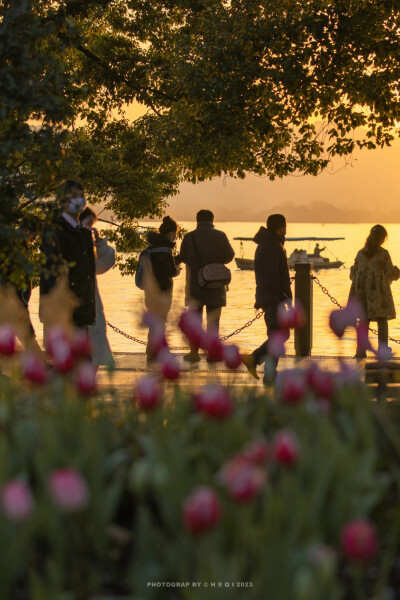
[40,179,96,331]
[350,224,400,358]
[313,243,325,257]
[242,214,292,383]
[179,209,235,362]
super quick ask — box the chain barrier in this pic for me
[312,275,400,346]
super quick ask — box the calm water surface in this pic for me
[29,222,400,357]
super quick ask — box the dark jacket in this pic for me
[179,222,235,307]
[253,227,292,309]
[40,216,96,327]
[147,231,179,292]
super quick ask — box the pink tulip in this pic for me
[278,371,307,405]
[194,384,233,420]
[158,350,180,380]
[268,330,288,359]
[0,325,16,356]
[76,362,97,396]
[204,329,224,362]
[273,429,300,465]
[178,310,205,348]
[329,299,364,339]
[48,468,89,512]
[45,326,69,354]
[218,456,266,504]
[277,301,307,330]
[45,327,74,372]
[142,311,162,329]
[183,486,222,536]
[71,329,92,359]
[1,479,34,521]
[307,363,336,400]
[356,322,373,354]
[341,520,378,564]
[21,353,48,385]
[147,327,168,358]
[242,437,270,465]
[223,344,242,369]
[136,376,162,410]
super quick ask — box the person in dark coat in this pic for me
[39,179,96,330]
[143,216,180,359]
[242,214,292,383]
[179,209,235,362]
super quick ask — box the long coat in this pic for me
[349,247,400,320]
[88,237,116,367]
[253,227,292,309]
[40,216,96,327]
[179,222,235,308]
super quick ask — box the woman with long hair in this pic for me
[350,224,400,357]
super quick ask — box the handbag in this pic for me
[191,232,231,289]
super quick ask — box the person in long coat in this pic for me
[79,207,116,368]
[40,180,96,331]
[178,209,235,363]
[350,224,400,357]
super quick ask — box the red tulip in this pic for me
[21,353,48,385]
[218,456,266,504]
[178,310,205,348]
[194,385,233,420]
[277,301,307,330]
[204,329,224,362]
[147,326,168,358]
[356,322,373,354]
[45,326,69,355]
[183,486,222,536]
[223,344,241,369]
[52,340,74,373]
[278,371,307,405]
[76,362,97,396]
[307,363,336,400]
[242,437,270,465]
[158,350,180,380]
[136,376,162,410]
[341,520,378,564]
[71,329,92,359]
[0,325,16,356]
[1,479,34,521]
[273,429,300,465]
[268,330,288,359]
[48,468,89,512]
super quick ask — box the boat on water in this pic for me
[234,237,345,271]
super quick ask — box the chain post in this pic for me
[295,263,313,356]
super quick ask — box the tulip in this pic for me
[158,349,180,380]
[338,360,361,386]
[48,468,89,512]
[277,371,307,405]
[147,326,168,358]
[71,329,92,359]
[242,437,270,465]
[1,479,34,521]
[268,330,288,359]
[356,322,373,354]
[273,429,300,465]
[277,301,307,330]
[136,376,162,410]
[204,329,224,362]
[21,353,48,385]
[218,456,266,504]
[376,346,393,362]
[329,298,364,339]
[45,326,69,355]
[76,362,97,396]
[51,339,75,373]
[0,325,16,356]
[223,344,242,369]
[178,310,205,348]
[194,384,233,420]
[142,311,162,329]
[307,363,336,400]
[341,519,378,564]
[183,486,222,536]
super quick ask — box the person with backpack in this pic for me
[179,209,235,363]
[136,216,180,360]
[349,224,400,358]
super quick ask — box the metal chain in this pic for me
[312,275,400,346]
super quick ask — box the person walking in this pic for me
[141,216,180,360]
[179,209,235,363]
[40,179,96,332]
[79,207,116,368]
[242,214,292,383]
[349,224,400,358]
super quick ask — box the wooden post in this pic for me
[294,263,313,356]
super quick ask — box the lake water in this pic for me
[29,222,400,357]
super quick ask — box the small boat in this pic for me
[234,236,345,271]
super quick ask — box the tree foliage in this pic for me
[2,0,400,276]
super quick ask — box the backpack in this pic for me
[135,247,172,290]
[191,232,231,289]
